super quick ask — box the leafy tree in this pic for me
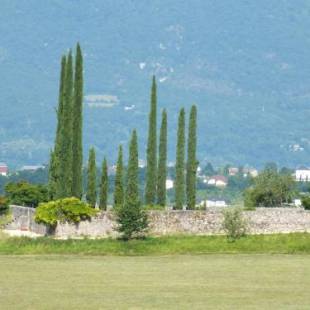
[264,162,278,173]
[0,196,9,215]
[35,197,97,228]
[72,43,84,199]
[114,145,124,208]
[5,181,48,207]
[175,108,186,209]
[86,148,97,207]
[116,130,148,239]
[203,162,215,176]
[99,157,108,210]
[157,109,167,206]
[145,76,157,205]
[186,105,198,209]
[222,207,247,240]
[244,170,295,208]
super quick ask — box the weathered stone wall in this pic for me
[4,206,310,238]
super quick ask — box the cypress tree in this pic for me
[157,109,167,206]
[186,105,198,209]
[72,43,84,198]
[145,76,157,205]
[58,51,73,198]
[116,130,148,239]
[175,108,186,209]
[53,55,66,199]
[86,148,97,207]
[114,145,124,208]
[48,150,57,200]
[99,157,108,210]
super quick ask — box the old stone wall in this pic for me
[4,206,310,238]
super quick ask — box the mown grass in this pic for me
[0,232,310,255]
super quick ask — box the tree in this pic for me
[157,109,167,206]
[114,145,124,208]
[52,55,66,199]
[175,108,186,209]
[48,150,57,200]
[145,76,157,205]
[86,148,97,207]
[244,169,295,208]
[99,157,108,210]
[116,130,148,239]
[58,51,74,198]
[72,43,84,199]
[186,105,198,209]
[5,181,48,208]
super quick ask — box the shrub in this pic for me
[35,197,98,227]
[0,196,9,215]
[144,204,166,211]
[301,196,310,210]
[222,207,247,240]
[5,181,48,207]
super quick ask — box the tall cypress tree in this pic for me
[72,43,84,198]
[53,55,66,199]
[58,51,73,198]
[114,145,124,208]
[99,157,108,210]
[145,76,157,205]
[186,105,198,209]
[86,147,97,208]
[157,109,167,206]
[175,108,186,209]
[116,130,148,239]
[48,150,57,200]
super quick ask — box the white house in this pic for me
[200,200,227,208]
[295,168,310,182]
[166,179,174,190]
[207,175,228,187]
[0,163,8,176]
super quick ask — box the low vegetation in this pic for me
[34,197,97,227]
[222,207,247,240]
[0,233,309,255]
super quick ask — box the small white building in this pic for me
[200,200,227,208]
[0,163,8,176]
[295,168,310,182]
[166,179,174,190]
[207,175,228,187]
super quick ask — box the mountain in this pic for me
[1,0,310,168]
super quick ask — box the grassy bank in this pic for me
[1,255,310,309]
[0,232,310,255]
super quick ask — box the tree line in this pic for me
[48,45,198,214]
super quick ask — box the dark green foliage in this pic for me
[72,43,84,199]
[5,181,48,207]
[86,148,97,208]
[99,158,108,210]
[114,145,124,208]
[175,108,186,209]
[145,76,157,205]
[35,197,97,227]
[157,109,167,206]
[116,130,148,239]
[47,150,57,200]
[244,170,295,208]
[222,207,247,240]
[0,196,9,215]
[186,105,198,209]
[301,196,310,210]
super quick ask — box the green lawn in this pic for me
[1,254,309,309]
[0,233,310,255]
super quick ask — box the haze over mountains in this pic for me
[1,0,310,168]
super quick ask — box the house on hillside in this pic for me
[228,167,239,176]
[0,163,8,176]
[243,167,258,178]
[166,179,174,190]
[200,200,228,208]
[207,175,228,187]
[295,167,310,182]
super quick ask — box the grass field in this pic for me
[0,233,310,255]
[1,254,309,309]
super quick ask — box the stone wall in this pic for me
[4,206,310,238]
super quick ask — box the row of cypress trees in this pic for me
[48,44,83,200]
[144,77,198,209]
